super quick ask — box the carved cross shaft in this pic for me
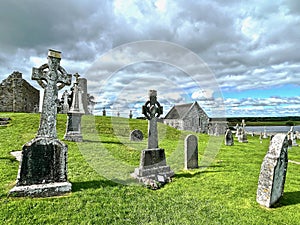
[32,50,71,138]
[142,90,163,149]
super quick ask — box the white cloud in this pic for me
[1,0,300,117]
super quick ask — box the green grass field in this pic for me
[1,113,300,224]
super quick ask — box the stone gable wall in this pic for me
[182,104,209,133]
[0,71,40,112]
[164,104,209,133]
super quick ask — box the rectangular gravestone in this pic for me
[256,133,288,207]
[185,134,199,169]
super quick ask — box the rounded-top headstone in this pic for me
[184,134,198,169]
[130,129,144,141]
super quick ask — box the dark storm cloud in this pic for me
[0,0,299,116]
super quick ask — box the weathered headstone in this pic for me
[259,132,263,144]
[61,90,70,114]
[130,129,144,141]
[238,120,248,143]
[238,131,248,143]
[184,134,198,169]
[64,73,85,142]
[289,127,298,147]
[263,127,268,139]
[132,90,174,188]
[225,129,234,146]
[9,49,72,197]
[235,124,239,137]
[208,123,214,136]
[78,77,88,114]
[295,131,300,140]
[256,133,288,208]
[0,117,11,126]
[214,123,219,136]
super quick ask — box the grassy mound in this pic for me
[1,113,300,224]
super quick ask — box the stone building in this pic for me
[164,101,209,133]
[164,101,228,135]
[0,71,40,112]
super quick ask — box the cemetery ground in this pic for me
[1,113,300,224]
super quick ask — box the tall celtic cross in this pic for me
[32,49,72,138]
[142,90,163,149]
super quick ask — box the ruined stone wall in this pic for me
[164,119,184,130]
[0,71,40,112]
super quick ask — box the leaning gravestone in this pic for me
[256,133,288,207]
[130,129,143,141]
[132,90,174,188]
[224,129,234,146]
[184,134,198,169]
[9,49,72,197]
[64,73,85,142]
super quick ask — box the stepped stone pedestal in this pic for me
[132,148,174,183]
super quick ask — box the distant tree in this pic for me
[286,121,294,126]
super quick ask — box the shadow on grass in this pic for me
[82,139,124,145]
[82,139,101,143]
[0,157,16,162]
[71,179,121,192]
[279,191,300,206]
[174,166,230,178]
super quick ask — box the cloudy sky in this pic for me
[0,0,300,118]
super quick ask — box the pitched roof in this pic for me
[164,102,194,119]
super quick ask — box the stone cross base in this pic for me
[238,134,248,143]
[64,113,83,142]
[9,182,72,197]
[131,148,174,187]
[64,131,83,142]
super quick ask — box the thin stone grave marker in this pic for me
[256,133,288,207]
[184,134,199,169]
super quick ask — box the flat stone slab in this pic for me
[9,182,72,197]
